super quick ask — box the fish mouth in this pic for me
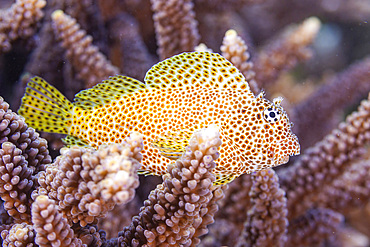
[270,137,300,166]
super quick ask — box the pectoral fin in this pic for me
[151,129,193,160]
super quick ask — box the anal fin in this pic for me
[62,135,90,147]
[138,169,154,176]
[214,173,238,186]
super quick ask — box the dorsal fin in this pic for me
[144,51,250,91]
[73,75,146,110]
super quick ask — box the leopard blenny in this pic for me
[18,51,300,185]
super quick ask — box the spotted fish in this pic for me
[18,52,300,185]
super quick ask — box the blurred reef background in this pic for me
[0,0,370,246]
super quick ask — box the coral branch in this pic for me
[0,97,51,222]
[119,126,223,246]
[51,10,119,88]
[31,195,83,247]
[236,169,288,247]
[286,208,344,247]
[254,17,321,88]
[279,93,370,219]
[151,0,200,59]
[221,29,259,94]
[0,0,46,52]
[0,142,33,221]
[33,133,143,227]
[1,222,35,247]
[311,158,370,214]
[107,13,154,81]
[293,57,370,148]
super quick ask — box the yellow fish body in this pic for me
[18,52,300,185]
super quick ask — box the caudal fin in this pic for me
[18,76,73,134]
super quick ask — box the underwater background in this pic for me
[0,0,369,246]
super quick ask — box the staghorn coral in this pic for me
[107,13,154,81]
[1,222,36,247]
[118,126,223,246]
[221,29,258,94]
[293,56,370,148]
[0,0,370,246]
[33,133,143,227]
[151,0,200,60]
[31,195,84,247]
[50,10,119,88]
[0,142,33,222]
[316,159,370,213]
[0,0,46,52]
[278,93,370,220]
[0,96,51,222]
[236,169,288,247]
[253,16,321,89]
[286,208,344,247]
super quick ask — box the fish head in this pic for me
[237,91,300,170]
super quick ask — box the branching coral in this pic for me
[151,0,200,60]
[221,29,258,94]
[118,126,223,246]
[33,133,143,227]
[286,208,344,247]
[293,57,370,148]
[278,93,370,220]
[253,17,321,88]
[31,195,83,246]
[0,0,46,52]
[0,0,370,246]
[51,10,119,88]
[0,96,51,222]
[1,222,36,247]
[0,142,33,222]
[236,169,288,247]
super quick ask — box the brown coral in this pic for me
[0,0,46,52]
[51,10,119,87]
[1,222,36,247]
[0,97,51,222]
[293,56,370,148]
[151,0,200,60]
[0,142,33,221]
[279,93,370,219]
[33,132,142,227]
[254,17,321,88]
[236,169,288,247]
[221,29,259,94]
[287,208,344,247]
[31,195,83,247]
[119,126,223,246]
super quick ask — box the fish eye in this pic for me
[263,107,281,123]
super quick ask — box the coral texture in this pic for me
[254,17,321,88]
[279,93,370,220]
[34,133,143,226]
[1,222,36,247]
[51,10,119,87]
[31,195,83,247]
[236,169,288,247]
[0,0,46,52]
[151,0,200,60]
[0,96,51,222]
[221,29,258,94]
[119,126,223,246]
